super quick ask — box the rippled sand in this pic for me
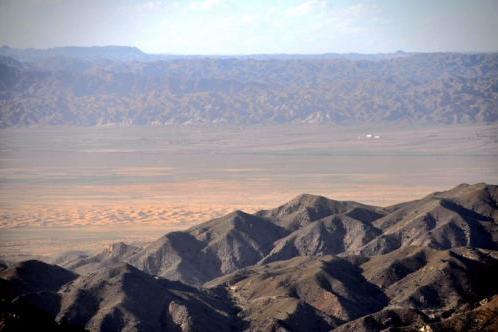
[0,204,251,229]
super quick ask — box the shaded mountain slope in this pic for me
[3,247,497,331]
[0,260,77,300]
[255,194,383,232]
[259,213,382,264]
[358,183,498,256]
[206,255,387,331]
[333,307,430,332]
[335,289,498,332]
[431,295,498,332]
[255,195,385,264]
[361,247,498,309]
[62,184,497,289]
[126,210,288,285]
[2,181,498,331]
[206,246,498,331]
[0,260,81,332]
[333,246,498,331]
[62,210,290,285]
[54,263,236,332]
[58,242,141,275]
[65,196,385,285]
[0,260,240,332]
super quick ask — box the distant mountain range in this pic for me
[0,46,497,127]
[0,45,150,62]
[1,183,497,331]
[0,46,413,62]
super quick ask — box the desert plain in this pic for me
[1,124,497,260]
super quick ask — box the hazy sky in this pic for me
[1,0,498,54]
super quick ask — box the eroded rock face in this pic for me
[168,301,194,332]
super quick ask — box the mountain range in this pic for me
[1,47,497,127]
[1,182,497,331]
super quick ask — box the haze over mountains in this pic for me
[1,46,497,127]
[1,46,498,331]
[1,183,497,331]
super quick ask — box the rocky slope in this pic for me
[206,255,388,330]
[2,247,497,331]
[64,183,497,286]
[63,196,385,285]
[206,246,498,331]
[1,183,497,331]
[359,183,498,256]
[1,260,239,331]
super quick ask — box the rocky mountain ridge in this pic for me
[1,182,497,331]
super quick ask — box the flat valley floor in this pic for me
[1,124,497,260]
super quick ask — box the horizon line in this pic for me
[2,45,498,57]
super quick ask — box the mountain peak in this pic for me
[292,193,330,203]
[257,193,370,231]
[0,259,77,298]
[227,209,251,218]
[2,259,77,281]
